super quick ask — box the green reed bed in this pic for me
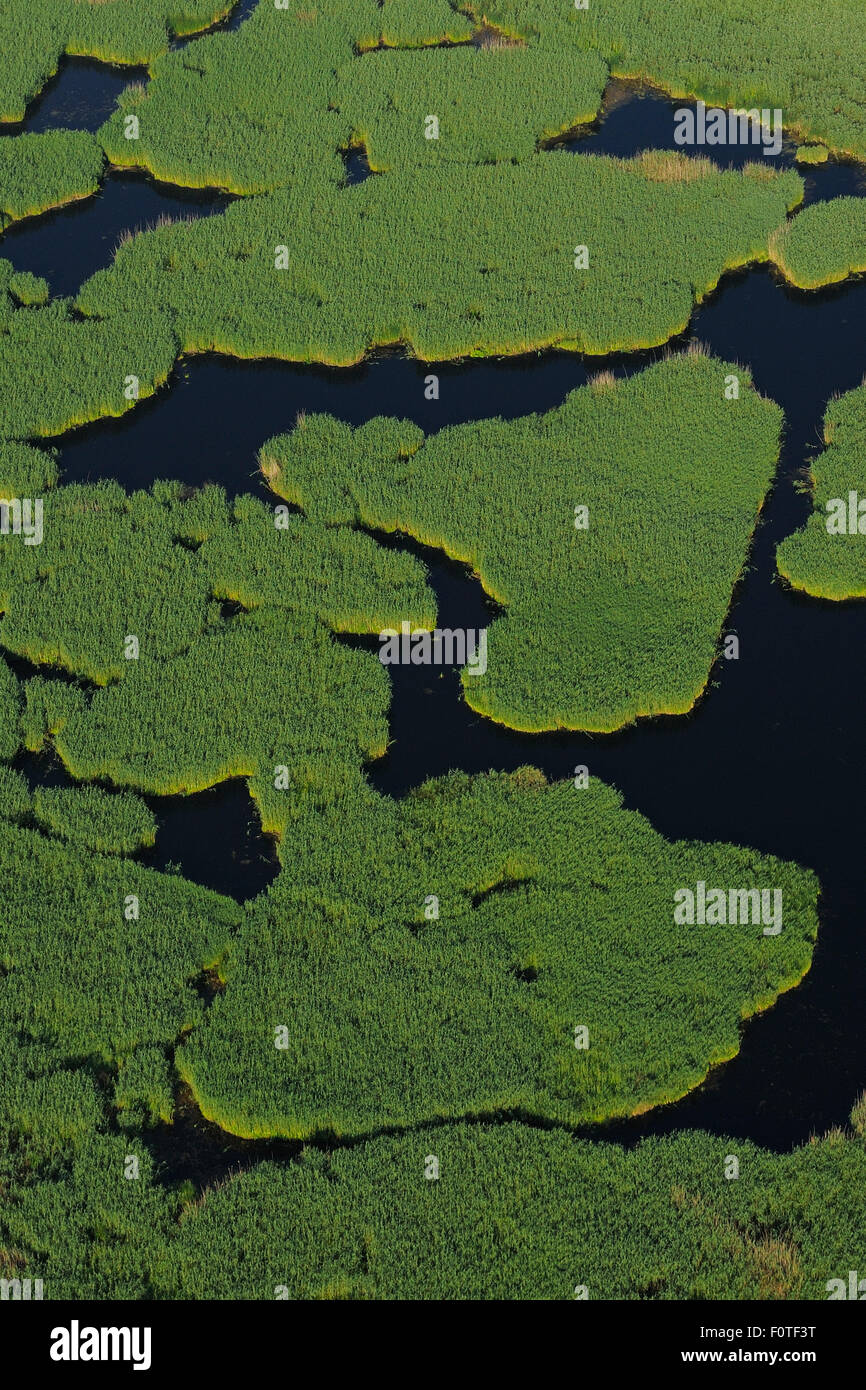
[0,817,240,1082]
[0,467,819,1135]
[73,154,801,367]
[795,146,830,166]
[472,0,866,162]
[0,661,22,762]
[178,768,817,1139]
[0,153,797,447]
[0,131,103,230]
[355,0,476,52]
[0,0,242,122]
[5,1116,864,1300]
[337,42,611,171]
[0,753,823,1294]
[32,784,157,855]
[9,0,866,169]
[0,759,156,853]
[0,438,58,493]
[777,380,866,599]
[95,0,866,194]
[0,1121,173,1296]
[263,353,782,733]
[98,8,606,192]
[158,1119,866,1300]
[0,292,179,439]
[96,1,501,194]
[5,271,49,306]
[0,481,432,800]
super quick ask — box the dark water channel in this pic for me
[2,68,866,1161]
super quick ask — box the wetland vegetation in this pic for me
[1,0,865,1305]
[0,131,103,229]
[262,352,782,732]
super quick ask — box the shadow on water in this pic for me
[341,145,374,186]
[144,778,278,903]
[4,80,866,1157]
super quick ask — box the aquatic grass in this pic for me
[0,152,800,446]
[94,0,482,195]
[0,294,179,440]
[769,196,866,289]
[0,439,58,495]
[0,131,104,229]
[336,38,609,173]
[0,0,857,1305]
[0,816,240,1071]
[0,657,22,761]
[472,0,866,161]
[9,0,866,168]
[795,145,830,166]
[114,1047,175,1128]
[6,1117,865,1300]
[0,748,820,1153]
[262,353,783,733]
[7,271,50,306]
[92,0,866,197]
[0,465,820,1135]
[149,1122,866,1300]
[0,481,434,802]
[354,0,476,52]
[178,768,818,1139]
